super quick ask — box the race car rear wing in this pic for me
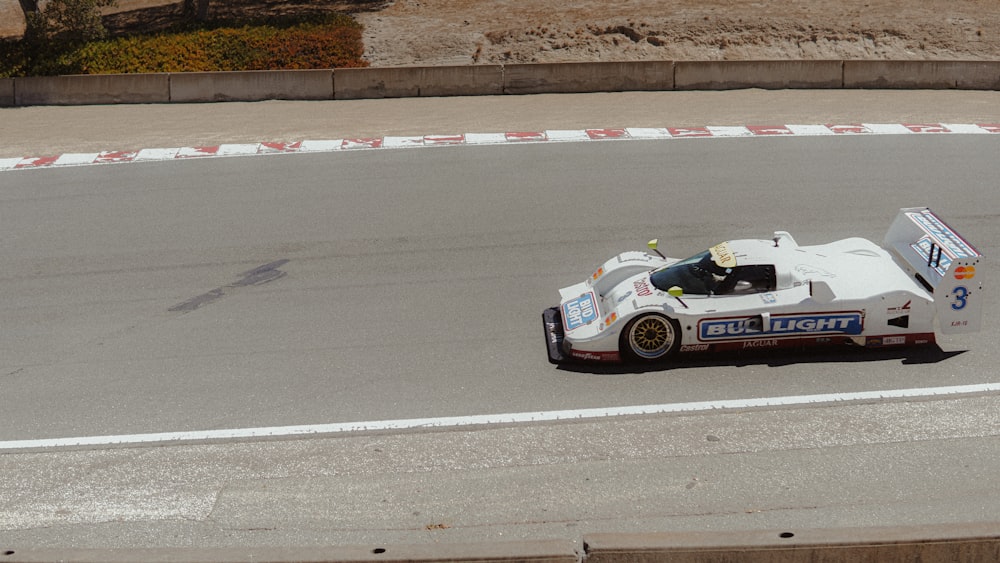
[883,207,983,334]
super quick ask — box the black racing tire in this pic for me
[621,313,682,361]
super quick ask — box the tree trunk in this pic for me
[196,0,209,21]
[18,0,39,16]
[182,0,209,22]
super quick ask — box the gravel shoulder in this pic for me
[2,89,1000,158]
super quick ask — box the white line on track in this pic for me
[2,383,998,451]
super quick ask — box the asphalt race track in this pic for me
[1,125,999,549]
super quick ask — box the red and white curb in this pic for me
[2,122,998,172]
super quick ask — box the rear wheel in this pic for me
[622,313,681,361]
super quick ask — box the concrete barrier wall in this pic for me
[2,539,579,563]
[169,69,334,102]
[14,73,170,105]
[844,60,1000,89]
[583,523,1000,563]
[503,61,674,94]
[4,60,1000,106]
[335,65,503,99]
[0,77,13,107]
[675,60,843,90]
[4,525,999,562]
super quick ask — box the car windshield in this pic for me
[649,249,730,295]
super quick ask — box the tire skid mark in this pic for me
[169,259,289,313]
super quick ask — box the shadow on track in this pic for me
[555,344,964,375]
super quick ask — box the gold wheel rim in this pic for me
[630,316,673,358]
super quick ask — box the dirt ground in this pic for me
[3,0,1000,66]
[355,0,1000,66]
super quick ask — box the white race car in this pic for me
[543,207,983,363]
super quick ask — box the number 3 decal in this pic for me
[951,286,969,311]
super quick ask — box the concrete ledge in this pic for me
[6,525,1000,562]
[14,73,170,105]
[169,70,334,102]
[844,60,1000,89]
[503,61,674,94]
[334,65,503,99]
[0,539,579,563]
[0,77,13,107]
[6,60,1000,106]
[584,523,1000,563]
[675,60,843,90]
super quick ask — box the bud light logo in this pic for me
[699,312,863,341]
[562,293,599,331]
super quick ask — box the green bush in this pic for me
[0,40,26,77]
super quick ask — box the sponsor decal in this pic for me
[883,336,907,345]
[955,265,976,280]
[907,210,977,260]
[633,278,653,297]
[698,312,864,341]
[887,301,911,315]
[760,293,777,305]
[545,322,562,344]
[795,264,836,278]
[569,350,620,362]
[743,339,779,349]
[617,290,633,303]
[911,237,953,275]
[710,242,737,268]
[679,344,710,353]
[562,293,598,331]
[603,312,618,327]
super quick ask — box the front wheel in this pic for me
[621,313,681,361]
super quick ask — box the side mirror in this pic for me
[668,286,684,297]
[647,239,665,258]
